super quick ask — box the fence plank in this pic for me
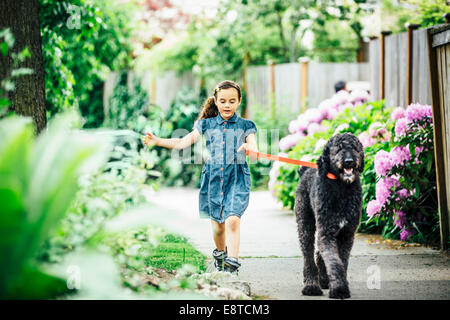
[369,39,381,100]
[274,62,301,113]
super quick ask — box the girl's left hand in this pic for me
[237,143,258,162]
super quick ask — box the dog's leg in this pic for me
[315,250,329,289]
[337,230,355,285]
[316,230,350,299]
[296,207,322,296]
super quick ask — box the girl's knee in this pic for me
[226,215,240,232]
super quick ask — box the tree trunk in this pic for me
[0,0,47,133]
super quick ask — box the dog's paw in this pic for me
[302,285,323,296]
[319,277,329,290]
[329,285,351,299]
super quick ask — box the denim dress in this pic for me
[194,113,257,223]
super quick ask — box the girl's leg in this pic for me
[225,215,240,258]
[211,219,226,251]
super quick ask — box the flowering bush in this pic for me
[270,97,440,246]
[365,103,439,244]
[278,89,370,151]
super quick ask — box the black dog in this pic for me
[294,133,364,299]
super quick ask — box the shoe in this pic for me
[223,257,241,274]
[212,248,227,271]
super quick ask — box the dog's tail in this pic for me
[298,166,308,178]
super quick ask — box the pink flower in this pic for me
[400,228,416,241]
[358,132,376,149]
[317,99,336,119]
[350,89,369,104]
[374,150,392,176]
[393,210,407,228]
[332,90,350,105]
[390,146,411,167]
[367,199,381,217]
[391,107,406,121]
[304,108,324,124]
[368,122,387,138]
[307,122,326,136]
[394,118,409,138]
[279,132,304,151]
[396,188,410,199]
[376,176,400,206]
[406,103,432,123]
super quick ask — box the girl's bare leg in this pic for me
[225,216,240,258]
[211,219,226,251]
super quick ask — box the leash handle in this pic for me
[245,149,337,180]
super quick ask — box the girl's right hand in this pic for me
[142,131,158,147]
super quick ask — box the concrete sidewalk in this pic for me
[151,187,450,300]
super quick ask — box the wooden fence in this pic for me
[369,25,432,107]
[427,23,450,250]
[245,61,370,119]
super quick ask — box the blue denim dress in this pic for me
[194,113,257,223]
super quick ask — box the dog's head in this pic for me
[317,133,364,184]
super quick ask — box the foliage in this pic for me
[103,226,206,294]
[138,0,372,85]
[103,72,166,134]
[377,0,450,34]
[39,0,136,126]
[0,111,110,298]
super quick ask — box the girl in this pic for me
[143,80,258,274]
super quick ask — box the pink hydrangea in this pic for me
[376,176,400,206]
[307,122,326,136]
[406,103,433,123]
[317,99,336,119]
[393,210,407,228]
[367,199,381,217]
[391,107,406,121]
[396,188,410,199]
[279,132,304,151]
[358,132,376,149]
[332,90,350,105]
[374,150,392,176]
[350,89,370,104]
[394,118,409,138]
[304,108,324,124]
[400,228,416,241]
[368,122,387,138]
[390,146,411,167]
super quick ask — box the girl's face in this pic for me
[214,88,241,120]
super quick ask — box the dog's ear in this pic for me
[358,150,365,174]
[317,143,331,177]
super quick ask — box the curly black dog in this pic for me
[294,133,364,299]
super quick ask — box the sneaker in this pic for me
[223,257,241,274]
[212,248,227,271]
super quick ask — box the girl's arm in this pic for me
[237,133,258,162]
[143,128,201,150]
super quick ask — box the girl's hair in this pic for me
[197,80,241,120]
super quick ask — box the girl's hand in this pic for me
[237,143,258,162]
[142,131,158,147]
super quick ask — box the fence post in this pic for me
[406,23,420,106]
[299,57,309,113]
[268,60,275,119]
[380,30,391,101]
[242,66,248,119]
[150,72,156,105]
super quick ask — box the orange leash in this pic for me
[245,149,337,180]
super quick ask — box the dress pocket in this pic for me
[241,164,251,191]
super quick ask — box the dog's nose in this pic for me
[344,158,354,166]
